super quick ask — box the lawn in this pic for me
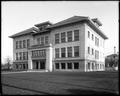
[1,71,119,95]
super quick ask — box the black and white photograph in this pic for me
[1,1,119,95]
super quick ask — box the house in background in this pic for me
[105,53,119,71]
[9,16,108,72]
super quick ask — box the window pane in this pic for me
[55,33,59,44]
[16,41,18,49]
[67,63,72,69]
[67,31,72,42]
[61,63,66,69]
[55,48,59,58]
[74,46,79,57]
[45,36,49,44]
[61,48,66,57]
[88,31,89,38]
[67,47,72,57]
[88,62,90,70]
[27,39,30,48]
[74,62,79,69]
[41,37,44,45]
[16,53,18,60]
[37,38,40,44]
[19,41,22,48]
[61,32,66,43]
[23,40,26,48]
[55,63,59,69]
[92,34,94,40]
[74,30,79,41]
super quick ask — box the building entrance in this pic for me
[33,60,46,70]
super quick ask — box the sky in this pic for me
[1,1,119,64]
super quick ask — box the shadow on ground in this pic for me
[2,83,53,95]
[66,89,118,95]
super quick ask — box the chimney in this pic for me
[114,46,116,54]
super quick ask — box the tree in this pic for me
[4,56,12,70]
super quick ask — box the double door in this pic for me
[33,60,45,69]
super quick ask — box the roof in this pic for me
[107,54,118,57]
[9,16,108,39]
[48,16,88,28]
[9,27,38,38]
[34,21,52,27]
[48,16,108,39]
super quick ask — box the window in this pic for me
[61,63,66,69]
[45,36,49,44]
[67,47,72,57]
[67,31,72,42]
[26,52,28,60]
[74,46,79,57]
[88,31,90,38]
[61,32,66,43]
[92,34,94,40]
[55,48,59,58]
[61,48,66,58]
[95,37,99,46]
[23,52,26,60]
[16,41,18,49]
[95,50,99,59]
[88,62,90,70]
[19,41,22,48]
[16,53,18,60]
[23,40,26,48]
[27,39,30,48]
[74,62,79,69]
[55,63,59,69]
[92,48,94,55]
[55,33,59,44]
[92,63,94,70]
[37,38,40,44]
[41,37,44,45]
[67,63,72,69]
[74,30,79,41]
[88,47,90,54]
[19,52,22,60]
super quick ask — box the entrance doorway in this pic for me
[33,60,46,70]
[40,61,45,69]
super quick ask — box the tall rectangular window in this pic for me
[88,47,90,54]
[45,36,49,44]
[23,52,26,60]
[16,41,18,49]
[88,62,90,70]
[61,48,66,58]
[55,63,59,69]
[55,33,59,44]
[92,34,94,40]
[19,52,22,60]
[41,37,44,45]
[23,40,26,48]
[67,63,72,69]
[55,48,59,58]
[26,52,28,60]
[61,32,66,43]
[61,63,66,69]
[67,47,72,57]
[37,38,40,45]
[67,31,72,42]
[74,62,79,69]
[74,30,79,41]
[95,50,99,59]
[88,31,90,38]
[27,39,30,48]
[74,46,79,57]
[19,41,22,48]
[16,53,18,60]
[92,48,94,55]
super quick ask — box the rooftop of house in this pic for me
[9,16,108,39]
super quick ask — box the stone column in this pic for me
[46,44,53,72]
[28,51,33,70]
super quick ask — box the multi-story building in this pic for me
[9,16,108,72]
